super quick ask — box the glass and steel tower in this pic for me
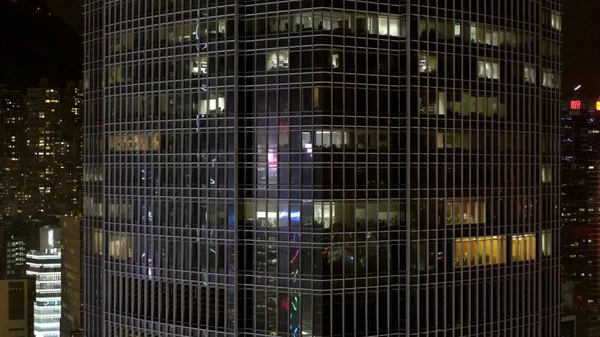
[83,0,562,336]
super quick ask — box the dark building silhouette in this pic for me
[61,216,82,337]
[83,0,562,336]
[0,276,36,337]
[562,97,600,337]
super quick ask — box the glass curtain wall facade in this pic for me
[83,0,561,336]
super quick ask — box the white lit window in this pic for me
[314,130,348,148]
[419,53,437,73]
[302,132,312,153]
[524,65,536,84]
[551,11,562,31]
[377,15,403,37]
[197,93,226,116]
[332,51,340,68]
[477,59,500,80]
[267,50,289,70]
[453,23,461,37]
[542,69,559,88]
[192,56,208,74]
[542,165,552,183]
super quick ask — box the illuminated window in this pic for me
[108,232,132,260]
[195,20,225,40]
[542,69,559,88]
[512,234,536,262]
[377,15,403,36]
[267,50,289,70]
[314,130,348,148]
[542,231,552,256]
[92,230,103,256]
[445,198,485,225]
[332,50,341,68]
[478,59,500,79]
[302,132,312,153]
[109,133,160,152]
[192,56,208,74]
[314,202,335,228]
[469,23,503,46]
[524,65,536,84]
[455,236,506,268]
[198,92,226,115]
[551,11,562,31]
[418,53,437,73]
[542,165,552,183]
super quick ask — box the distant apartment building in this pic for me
[0,79,82,221]
[0,87,27,217]
[6,234,27,277]
[0,277,36,337]
[25,79,82,219]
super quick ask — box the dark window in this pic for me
[8,281,25,320]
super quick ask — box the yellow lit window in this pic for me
[454,236,506,268]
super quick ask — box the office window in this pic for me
[267,50,289,70]
[445,198,486,225]
[314,130,348,148]
[542,231,552,256]
[198,92,226,115]
[478,59,500,79]
[332,50,340,68]
[302,132,312,153]
[314,202,334,228]
[419,53,437,73]
[377,15,403,36]
[543,69,559,88]
[454,23,462,37]
[551,11,562,31]
[542,165,552,183]
[512,234,536,262]
[108,232,132,261]
[108,133,160,152]
[524,64,536,84]
[192,56,208,74]
[455,236,506,268]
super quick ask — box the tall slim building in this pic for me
[27,227,62,337]
[84,1,562,336]
[0,87,27,217]
[27,251,62,337]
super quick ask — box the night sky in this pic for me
[563,1,600,97]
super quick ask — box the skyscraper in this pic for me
[83,1,562,336]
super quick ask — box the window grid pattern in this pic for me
[83,0,561,336]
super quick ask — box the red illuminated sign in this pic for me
[571,100,582,109]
